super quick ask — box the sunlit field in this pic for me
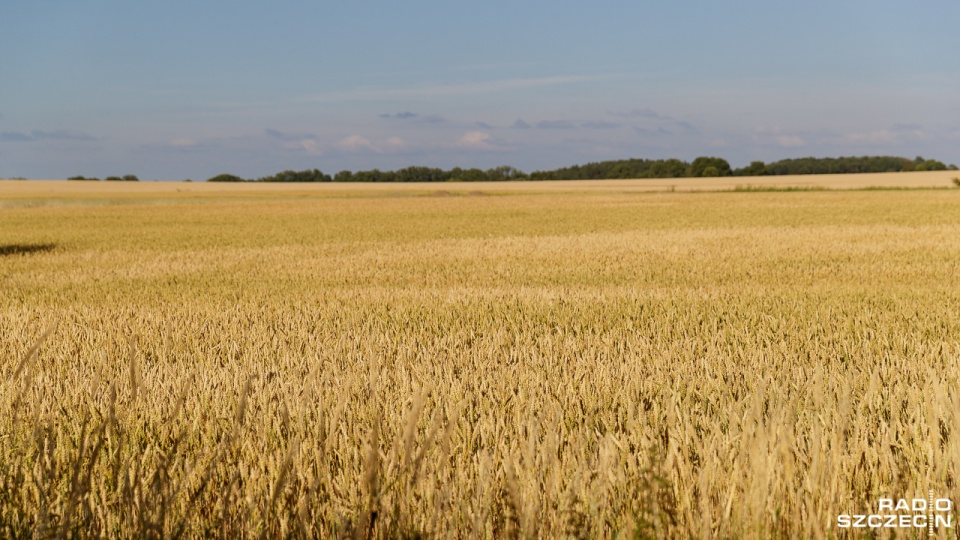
[3,174,960,538]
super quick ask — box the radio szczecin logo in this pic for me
[837,493,953,534]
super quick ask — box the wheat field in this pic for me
[2,176,960,538]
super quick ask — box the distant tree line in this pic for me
[759,156,955,176]
[205,156,957,183]
[207,166,527,183]
[68,175,139,181]
[529,157,734,180]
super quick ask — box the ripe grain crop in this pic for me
[2,178,960,537]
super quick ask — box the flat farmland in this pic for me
[2,175,960,537]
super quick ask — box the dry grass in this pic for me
[2,179,960,537]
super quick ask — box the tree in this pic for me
[207,173,246,182]
[395,166,448,182]
[605,162,634,179]
[257,169,331,182]
[736,161,767,176]
[646,159,689,178]
[123,174,139,181]
[764,156,919,175]
[914,159,947,171]
[486,165,527,181]
[451,168,488,182]
[333,170,355,182]
[690,157,732,177]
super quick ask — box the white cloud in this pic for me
[296,139,322,155]
[841,130,898,145]
[458,131,496,150]
[890,124,931,141]
[335,135,378,153]
[385,137,407,151]
[776,135,806,148]
[753,127,806,148]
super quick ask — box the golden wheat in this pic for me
[2,179,960,537]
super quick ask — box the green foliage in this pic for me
[333,171,355,182]
[647,159,689,178]
[67,176,100,181]
[530,158,691,180]
[202,155,956,185]
[350,169,393,182]
[206,173,246,183]
[449,168,489,182]
[689,157,731,177]
[764,156,920,175]
[122,174,139,181]
[256,169,331,182]
[735,161,768,176]
[485,165,527,181]
[105,176,123,181]
[913,159,947,171]
[394,166,448,182]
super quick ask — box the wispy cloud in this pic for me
[892,123,923,132]
[263,129,324,155]
[534,119,621,130]
[385,137,407,151]
[608,108,670,120]
[776,135,806,148]
[675,122,700,135]
[457,131,511,151]
[335,135,377,153]
[633,126,673,136]
[512,118,532,129]
[1,129,97,142]
[610,108,699,137]
[581,120,620,129]
[34,129,97,141]
[300,74,605,102]
[753,127,808,148]
[266,128,316,141]
[157,137,223,153]
[379,111,445,124]
[1,131,33,142]
[839,130,899,145]
[458,131,493,149]
[537,120,577,129]
[379,112,419,119]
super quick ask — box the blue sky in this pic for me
[1,1,958,180]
